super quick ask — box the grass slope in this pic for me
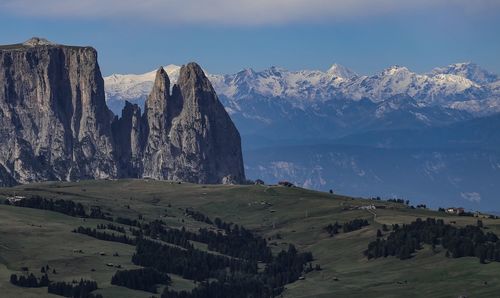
[0,179,499,297]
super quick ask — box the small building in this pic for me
[445,207,464,215]
[254,179,265,185]
[359,205,376,210]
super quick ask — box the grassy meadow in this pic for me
[0,179,499,297]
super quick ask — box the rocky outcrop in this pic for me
[0,38,116,184]
[0,38,245,185]
[140,63,245,183]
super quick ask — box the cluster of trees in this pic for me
[7,196,87,217]
[199,225,272,262]
[136,221,194,249]
[116,217,141,227]
[111,268,170,293]
[73,226,136,245]
[343,219,370,233]
[185,209,213,224]
[324,222,341,237]
[159,244,313,298]
[67,207,314,297]
[10,273,49,287]
[136,215,272,262]
[161,277,280,298]
[324,219,370,236]
[213,217,231,231]
[132,238,257,281]
[264,244,313,290]
[6,196,111,220]
[387,198,410,205]
[48,279,100,298]
[10,274,102,298]
[365,217,500,263]
[88,206,113,221]
[97,223,127,234]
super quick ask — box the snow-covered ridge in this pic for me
[104,62,499,116]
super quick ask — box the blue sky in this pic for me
[1,0,499,76]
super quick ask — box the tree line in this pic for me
[111,268,170,293]
[73,226,136,245]
[5,196,111,220]
[10,273,49,288]
[10,273,101,298]
[132,238,258,281]
[365,217,500,263]
[21,198,316,298]
[324,219,370,237]
[48,279,101,298]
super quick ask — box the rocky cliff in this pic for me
[0,38,245,185]
[141,64,245,183]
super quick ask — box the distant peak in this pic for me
[157,66,166,74]
[153,67,170,89]
[327,63,357,79]
[23,37,55,47]
[242,68,256,75]
[431,62,498,84]
[382,65,410,75]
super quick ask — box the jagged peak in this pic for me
[23,37,55,47]
[153,67,170,86]
[431,62,498,84]
[327,63,357,79]
[237,68,257,76]
[381,65,411,76]
[146,67,171,105]
[178,62,209,85]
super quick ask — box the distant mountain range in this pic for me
[105,62,500,211]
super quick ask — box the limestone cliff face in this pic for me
[0,38,245,185]
[0,38,116,184]
[140,63,245,183]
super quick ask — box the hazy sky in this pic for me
[1,0,499,76]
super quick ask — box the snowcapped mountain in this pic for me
[431,62,498,85]
[104,62,500,210]
[104,62,499,144]
[105,62,498,116]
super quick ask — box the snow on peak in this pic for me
[104,62,498,116]
[327,64,357,79]
[431,62,498,85]
[381,65,410,76]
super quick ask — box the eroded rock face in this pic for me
[140,63,245,183]
[0,39,116,184]
[0,39,245,185]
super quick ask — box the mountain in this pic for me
[104,62,500,143]
[431,62,499,85]
[0,37,117,184]
[105,61,500,210]
[0,38,245,185]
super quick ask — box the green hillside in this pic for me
[0,179,499,298]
